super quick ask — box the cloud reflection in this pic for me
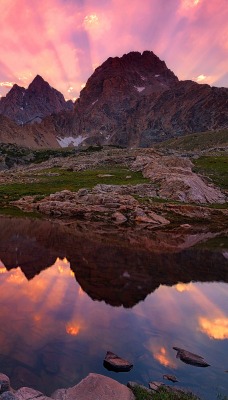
[199,317,228,340]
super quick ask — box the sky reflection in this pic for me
[0,257,227,399]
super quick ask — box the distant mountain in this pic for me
[0,51,227,149]
[0,75,73,125]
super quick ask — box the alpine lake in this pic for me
[0,215,227,400]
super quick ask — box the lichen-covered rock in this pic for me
[0,392,17,400]
[14,388,51,400]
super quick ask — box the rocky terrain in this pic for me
[0,51,227,149]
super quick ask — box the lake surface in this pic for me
[0,216,227,399]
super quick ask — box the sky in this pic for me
[0,0,227,100]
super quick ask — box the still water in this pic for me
[0,217,227,399]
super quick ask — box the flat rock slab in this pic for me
[52,373,135,400]
[173,347,210,367]
[103,351,133,372]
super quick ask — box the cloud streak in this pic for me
[0,0,227,98]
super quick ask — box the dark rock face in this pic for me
[56,51,228,147]
[0,75,73,125]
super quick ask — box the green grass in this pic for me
[154,129,228,152]
[193,155,228,189]
[132,385,199,400]
[0,166,149,208]
[194,235,228,250]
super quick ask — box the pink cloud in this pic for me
[0,0,227,99]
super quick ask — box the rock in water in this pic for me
[173,347,210,367]
[103,351,133,372]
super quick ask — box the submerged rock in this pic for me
[163,374,178,383]
[103,351,133,372]
[173,347,210,367]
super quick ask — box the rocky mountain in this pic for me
[0,51,227,149]
[0,75,73,125]
[56,50,227,148]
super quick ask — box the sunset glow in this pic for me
[0,0,226,99]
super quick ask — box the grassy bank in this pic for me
[193,155,228,189]
[154,129,228,152]
[0,166,149,208]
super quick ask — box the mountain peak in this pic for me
[28,74,50,91]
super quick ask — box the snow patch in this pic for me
[134,86,145,92]
[140,75,146,80]
[155,74,160,77]
[57,135,87,148]
[92,99,98,106]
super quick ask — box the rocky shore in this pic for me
[0,371,200,400]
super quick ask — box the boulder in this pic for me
[0,374,11,395]
[52,373,135,400]
[103,351,133,372]
[173,347,210,367]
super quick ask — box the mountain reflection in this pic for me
[0,216,227,308]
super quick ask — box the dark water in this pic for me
[0,217,227,399]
